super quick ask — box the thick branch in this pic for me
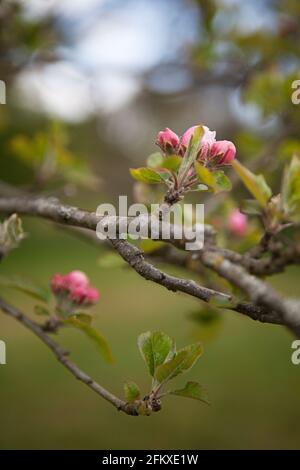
[0,195,298,276]
[109,238,282,326]
[0,195,297,330]
[201,251,300,336]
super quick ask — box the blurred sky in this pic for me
[15,0,275,122]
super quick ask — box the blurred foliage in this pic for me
[0,1,59,83]
[9,122,99,190]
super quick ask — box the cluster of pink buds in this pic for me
[228,209,248,237]
[51,270,99,314]
[156,125,236,166]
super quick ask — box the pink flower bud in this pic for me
[50,270,99,311]
[69,286,88,304]
[228,209,247,237]
[65,270,89,288]
[180,125,216,149]
[210,140,236,165]
[156,128,180,154]
[70,286,99,306]
[86,287,100,304]
[50,273,66,293]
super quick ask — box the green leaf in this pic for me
[66,317,114,363]
[213,170,232,192]
[232,160,272,208]
[178,126,204,183]
[154,168,172,182]
[155,342,203,384]
[194,162,215,188]
[170,381,210,404]
[282,155,300,219]
[124,381,141,403]
[137,331,175,377]
[162,155,182,172]
[147,152,164,168]
[34,305,50,316]
[195,164,232,193]
[0,275,50,303]
[146,153,181,172]
[240,199,263,216]
[129,167,170,184]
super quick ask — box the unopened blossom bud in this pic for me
[86,287,100,304]
[156,128,180,154]
[70,286,99,305]
[180,125,216,159]
[50,274,66,293]
[50,270,99,312]
[210,140,236,165]
[65,270,89,288]
[181,125,216,147]
[228,209,247,236]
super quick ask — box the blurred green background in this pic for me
[1,0,300,449]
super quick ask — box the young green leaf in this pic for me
[178,126,204,183]
[232,160,272,208]
[170,381,210,404]
[137,331,175,377]
[130,167,170,184]
[213,170,232,192]
[124,381,141,403]
[162,155,182,171]
[0,275,50,303]
[155,342,203,384]
[66,317,114,363]
[194,162,215,188]
[146,153,181,173]
[147,152,164,168]
[195,164,232,193]
[154,168,172,182]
